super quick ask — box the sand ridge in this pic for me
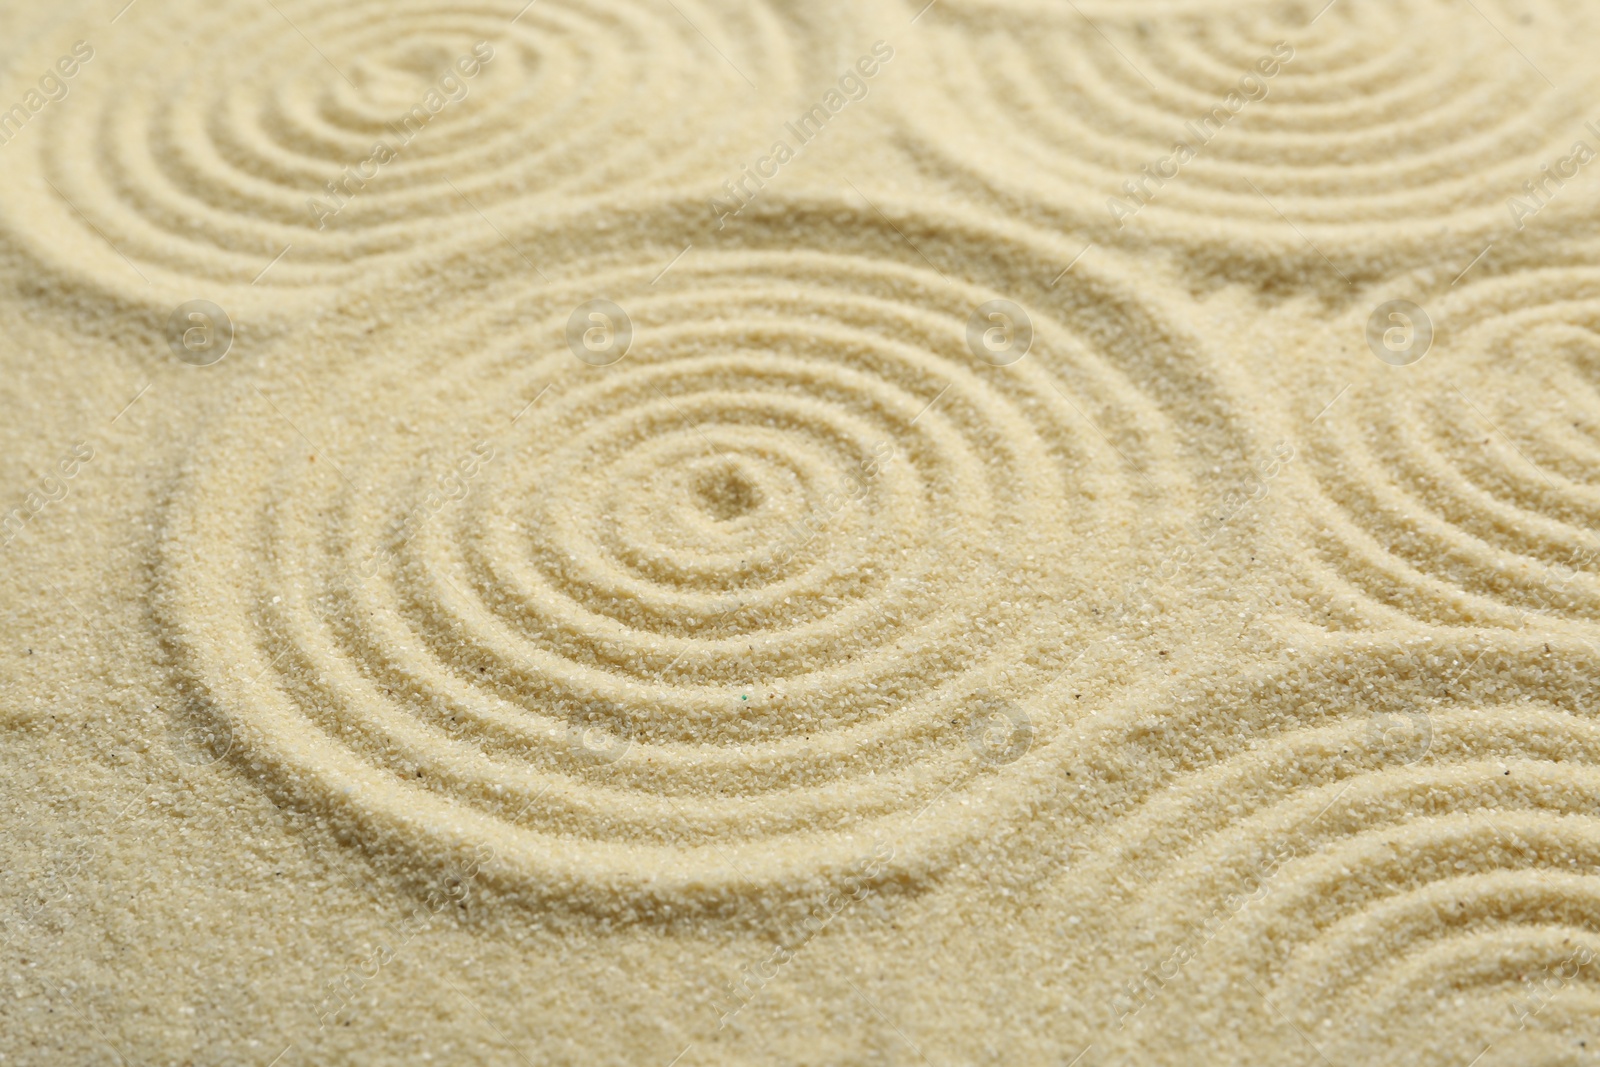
[0,0,837,308]
[2,0,1600,1064]
[894,0,1600,283]
[152,196,1241,918]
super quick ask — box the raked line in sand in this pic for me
[2,0,1600,1062]
[152,198,1245,919]
[898,0,1600,283]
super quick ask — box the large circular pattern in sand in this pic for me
[901,0,1600,280]
[0,0,801,304]
[153,200,1239,916]
[1300,271,1600,635]
[8,0,1600,1058]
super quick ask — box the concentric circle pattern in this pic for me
[1033,637,1600,1065]
[15,0,1600,1056]
[0,0,801,302]
[153,201,1235,916]
[901,0,1600,278]
[1301,272,1600,635]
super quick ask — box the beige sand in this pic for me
[3,0,1600,1064]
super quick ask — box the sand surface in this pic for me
[3,1,1600,1064]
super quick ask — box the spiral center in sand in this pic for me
[154,202,1235,914]
[691,460,764,522]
